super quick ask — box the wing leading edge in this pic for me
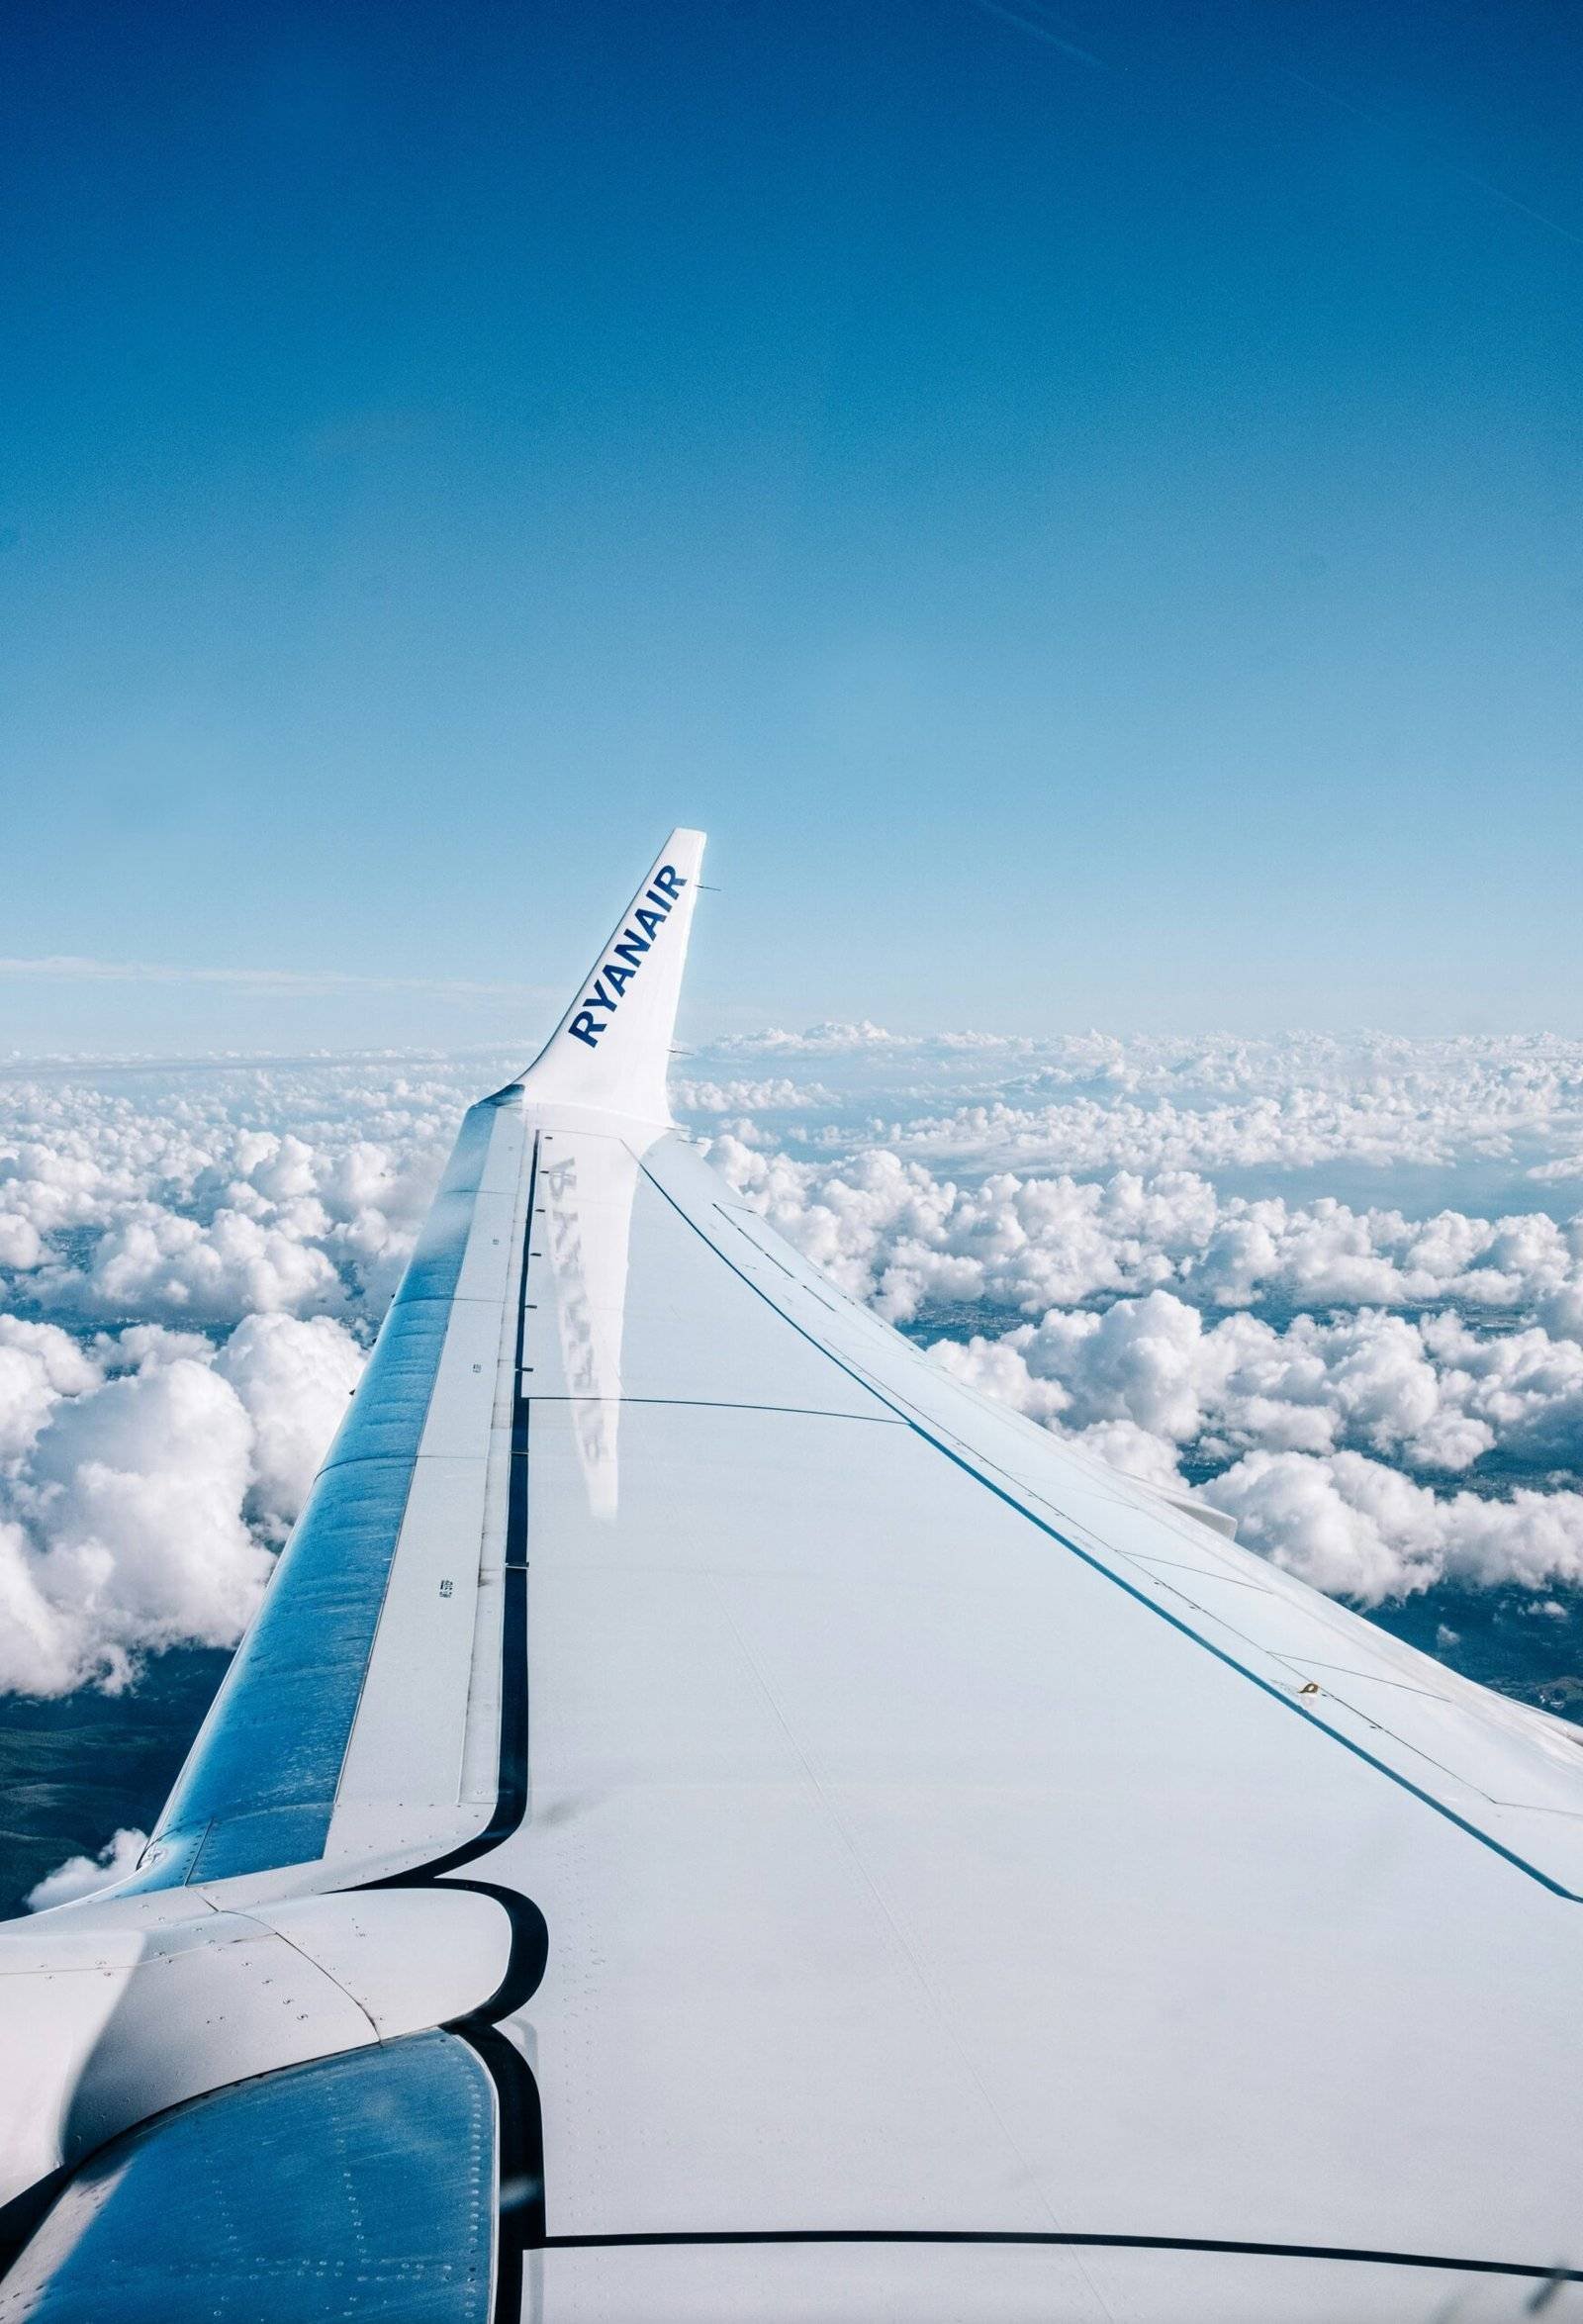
[5,827,1583,2324]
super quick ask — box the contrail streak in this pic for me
[1281,65,1583,251]
[965,0,1107,72]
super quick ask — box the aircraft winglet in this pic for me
[516,828,706,1124]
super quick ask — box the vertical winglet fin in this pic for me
[515,828,705,1125]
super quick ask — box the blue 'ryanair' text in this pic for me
[566,863,688,1048]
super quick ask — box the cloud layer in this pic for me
[3,1031,1583,1700]
[708,1025,1583,1181]
[712,1141,1583,1335]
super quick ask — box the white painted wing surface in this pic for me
[490,1115,1583,2323]
[3,827,1583,2324]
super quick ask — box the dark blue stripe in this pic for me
[536,2228,1583,2283]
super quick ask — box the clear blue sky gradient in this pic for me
[2,0,1579,1048]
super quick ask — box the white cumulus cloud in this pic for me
[1201,1453,1583,1607]
[25,1826,148,1912]
[0,1313,363,1696]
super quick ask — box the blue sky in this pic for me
[2,0,1579,1050]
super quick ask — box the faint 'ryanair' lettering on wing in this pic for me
[566,863,688,1048]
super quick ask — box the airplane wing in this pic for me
[4,828,1583,2323]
